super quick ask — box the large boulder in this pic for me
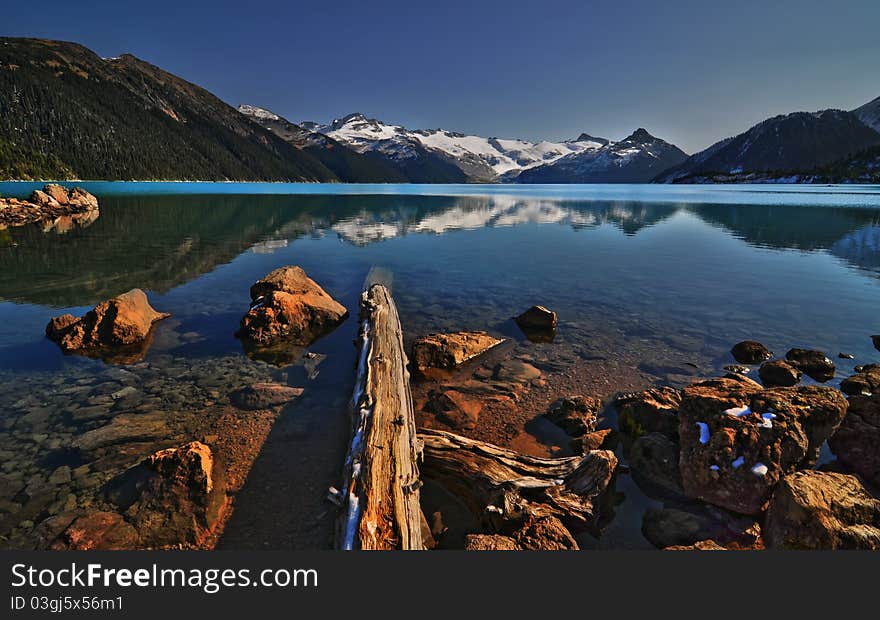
[730,340,772,365]
[544,396,601,436]
[765,471,880,549]
[1,185,99,228]
[45,289,169,360]
[678,378,847,515]
[785,348,835,382]
[615,387,681,438]
[237,266,347,346]
[110,442,225,548]
[839,364,880,396]
[828,394,880,486]
[411,331,504,370]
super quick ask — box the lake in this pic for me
[1,182,879,549]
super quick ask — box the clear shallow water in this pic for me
[0,183,879,549]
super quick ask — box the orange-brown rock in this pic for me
[570,429,613,454]
[765,471,880,549]
[678,378,848,515]
[0,184,99,228]
[45,288,169,359]
[112,442,225,548]
[545,395,601,436]
[513,515,579,550]
[515,305,557,342]
[237,266,347,346]
[50,511,140,550]
[424,389,482,430]
[839,364,880,396]
[464,534,522,550]
[411,331,504,370]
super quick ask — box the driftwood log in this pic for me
[336,284,425,550]
[419,428,618,534]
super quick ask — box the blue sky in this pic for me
[4,0,879,152]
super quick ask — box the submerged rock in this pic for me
[615,387,681,438]
[628,433,682,494]
[424,389,482,431]
[642,506,760,550]
[758,359,801,387]
[45,289,169,361]
[872,335,880,352]
[828,394,880,486]
[515,305,557,342]
[237,266,347,347]
[765,471,880,549]
[839,364,880,396]
[544,396,601,436]
[411,331,504,370]
[230,382,303,410]
[784,348,835,382]
[678,378,847,515]
[730,340,772,364]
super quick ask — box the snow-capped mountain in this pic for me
[656,109,880,183]
[304,113,609,182]
[514,128,688,183]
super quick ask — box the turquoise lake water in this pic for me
[0,182,879,549]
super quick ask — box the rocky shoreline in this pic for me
[2,258,879,551]
[0,184,99,229]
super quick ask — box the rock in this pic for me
[730,340,772,364]
[424,389,481,430]
[723,365,751,375]
[112,442,224,548]
[492,359,541,385]
[828,394,880,486]
[544,396,601,436]
[43,184,70,205]
[51,512,140,550]
[838,352,855,359]
[678,378,848,515]
[765,471,880,549]
[873,335,880,352]
[629,433,682,494]
[73,413,169,452]
[47,466,72,486]
[513,515,578,550]
[230,383,304,410]
[785,348,835,381]
[0,185,99,229]
[411,331,504,370]
[515,305,557,342]
[758,360,801,387]
[570,429,613,454]
[45,289,169,360]
[615,387,681,438]
[664,540,727,551]
[464,534,522,550]
[642,506,761,549]
[237,266,347,346]
[839,364,880,396]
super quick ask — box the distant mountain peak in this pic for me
[623,128,656,143]
[574,132,610,145]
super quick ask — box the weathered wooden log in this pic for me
[336,284,424,550]
[418,428,617,534]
